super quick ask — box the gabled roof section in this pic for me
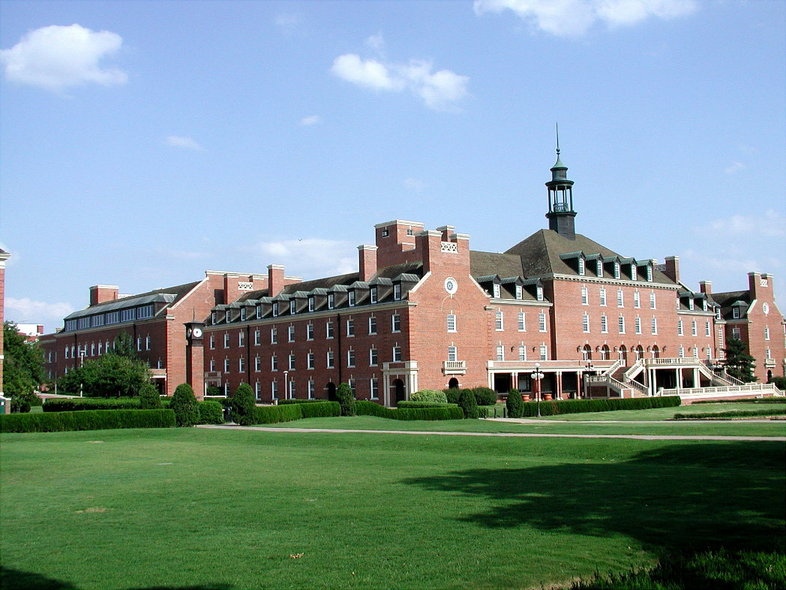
[470,251,524,279]
[64,281,201,320]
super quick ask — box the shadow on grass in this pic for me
[0,566,232,590]
[402,442,786,554]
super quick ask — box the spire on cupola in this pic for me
[545,124,577,240]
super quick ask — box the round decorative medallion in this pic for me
[762,303,769,315]
[444,277,458,295]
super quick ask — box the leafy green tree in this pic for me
[58,354,150,397]
[230,383,256,425]
[111,331,137,359]
[171,383,199,427]
[139,382,162,409]
[3,322,44,412]
[724,338,757,383]
[506,389,524,418]
[410,389,448,403]
[336,382,356,416]
[458,388,478,419]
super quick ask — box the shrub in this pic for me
[336,382,356,416]
[10,390,38,413]
[472,387,498,406]
[197,400,225,424]
[506,389,524,418]
[444,388,462,404]
[298,401,341,418]
[230,383,257,425]
[139,383,162,409]
[398,401,457,409]
[170,383,199,427]
[0,409,175,433]
[44,397,141,412]
[458,388,478,419]
[205,385,223,397]
[355,400,463,421]
[517,395,681,417]
[278,398,326,405]
[410,389,448,404]
[771,377,786,390]
[253,404,303,424]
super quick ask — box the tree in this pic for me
[724,338,757,383]
[336,382,356,416]
[3,322,44,412]
[458,388,478,419]
[111,331,137,359]
[230,383,256,425]
[171,383,199,427]
[58,353,151,397]
[506,389,524,418]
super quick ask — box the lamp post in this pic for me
[283,370,289,400]
[532,363,545,417]
[79,349,85,398]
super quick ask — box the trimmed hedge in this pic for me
[44,397,141,412]
[197,401,225,425]
[444,387,498,406]
[516,396,681,417]
[253,404,304,424]
[397,401,459,409]
[299,401,341,418]
[0,409,176,433]
[356,400,463,421]
[693,398,786,405]
[278,398,329,405]
[674,408,786,420]
[410,390,448,404]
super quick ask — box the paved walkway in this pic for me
[199,424,786,442]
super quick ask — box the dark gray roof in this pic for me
[64,281,201,320]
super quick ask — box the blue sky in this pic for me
[1,0,784,332]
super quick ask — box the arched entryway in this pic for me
[600,344,610,360]
[326,382,337,401]
[651,345,660,359]
[618,345,628,364]
[448,377,459,389]
[393,379,406,404]
[634,345,644,361]
[581,344,592,361]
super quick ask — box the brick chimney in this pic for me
[663,256,680,284]
[268,264,286,297]
[90,285,119,306]
[699,280,712,295]
[358,245,378,282]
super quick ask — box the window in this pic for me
[618,315,626,334]
[764,326,770,340]
[270,327,278,344]
[515,285,523,300]
[238,331,245,347]
[691,320,697,336]
[145,336,151,351]
[635,316,642,335]
[256,306,263,319]
[493,283,501,298]
[368,316,377,335]
[596,259,603,277]
[495,310,504,331]
[137,337,142,352]
[600,314,608,334]
[448,346,458,362]
[289,354,296,371]
[539,344,547,361]
[327,294,335,310]
[290,300,296,315]
[518,311,526,332]
[370,378,379,400]
[732,307,740,319]
[272,302,279,317]
[650,292,656,309]
[688,298,695,311]
[288,325,295,342]
[647,265,653,282]
[348,291,356,307]
[224,358,230,373]
[633,291,640,308]
[346,319,354,337]
[255,356,262,372]
[692,346,699,359]
[447,313,457,333]
[209,359,215,372]
[631,265,638,281]
[677,320,684,336]
[392,314,401,333]
[308,297,315,312]
[240,308,247,321]
[582,313,590,333]
[614,262,620,279]
[369,348,378,366]
[394,284,402,300]
[255,382,262,399]
[271,381,278,400]
[254,329,261,346]
[307,352,315,369]
[326,321,334,339]
[578,257,585,276]
[599,287,607,307]
[370,287,378,304]
[705,321,711,337]
[91,342,96,356]
[224,333,230,348]
[326,350,334,368]
[731,327,741,340]
[347,349,355,367]
[518,345,527,361]
[392,346,402,362]
[496,345,504,361]
[651,317,658,335]
[536,286,544,301]
[307,323,314,340]
[271,355,278,371]
[538,311,547,332]
[581,286,588,305]
[617,289,624,307]
[308,380,315,399]
[239,357,245,373]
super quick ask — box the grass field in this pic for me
[1,417,784,589]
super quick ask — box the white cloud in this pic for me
[251,238,356,278]
[474,0,697,37]
[164,136,203,150]
[698,210,785,238]
[331,53,468,111]
[724,161,746,175]
[0,24,127,92]
[365,32,386,54]
[6,297,74,325]
[274,13,301,35]
[299,114,322,126]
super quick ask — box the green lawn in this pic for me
[1,426,784,589]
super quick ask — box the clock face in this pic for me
[444,277,458,295]
[192,327,203,338]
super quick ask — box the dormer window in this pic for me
[702,299,707,311]
[348,291,356,307]
[394,284,402,300]
[327,293,335,309]
[272,302,279,317]
[290,300,296,315]
[256,306,262,319]
[493,283,501,298]
[308,297,315,312]
[225,310,231,323]
[631,265,637,281]
[370,287,378,304]
[578,258,585,276]
[715,309,721,320]
[536,286,544,301]
[732,307,740,319]
[515,285,523,300]
[647,265,653,282]
[688,298,694,311]
[614,262,620,279]
[596,260,603,277]
[211,312,216,324]
[240,308,247,321]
